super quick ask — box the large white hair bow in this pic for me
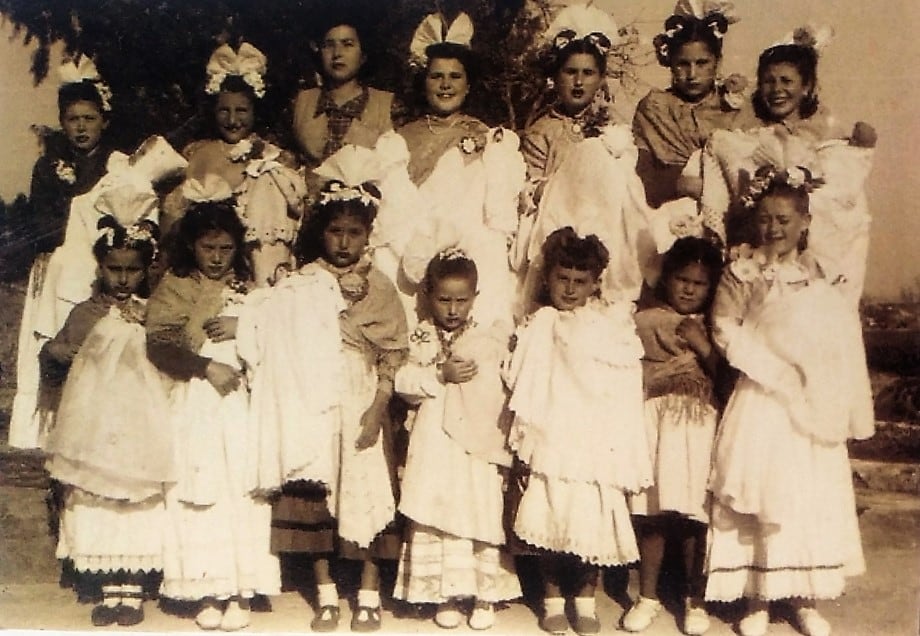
[409,11,475,66]
[183,174,236,203]
[542,3,622,52]
[205,42,268,98]
[314,145,384,207]
[672,0,738,23]
[772,24,834,54]
[58,55,113,111]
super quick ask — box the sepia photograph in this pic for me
[0,0,917,634]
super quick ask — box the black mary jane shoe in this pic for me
[310,605,341,632]
[91,604,120,627]
[116,603,145,627]
[351,606,382,632]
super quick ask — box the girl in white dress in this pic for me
[146,187,280,631]
[705,167,874,636]
[394,249,520,630]
[504,227,652,635]
[44,215,169,627]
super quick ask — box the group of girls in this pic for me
[11,2,877,635]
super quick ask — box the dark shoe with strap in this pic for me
[351,606,382,632]
[573,613,600,635]
[91,604,120,627]
[540,612,569,635]
[310,605,341,632]
[116,604,145,627]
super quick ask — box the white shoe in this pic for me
[435,603,462,629]
[682,599,711,635]
[195,603,224,631]
[469,602,495,630]
[797,608,831,636]
[622,596,662,632]
[220,599,251,631]
[739,609,769,636]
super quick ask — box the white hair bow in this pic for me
[205,42,268,98]
[542,3,622,50]
[409,11,475,66]
[58,55,102,84]
[183,174,236,203]
[314,145,384,207]
[772,24,834,54]
[672,0,738,23]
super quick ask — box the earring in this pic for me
[545,77,555,91]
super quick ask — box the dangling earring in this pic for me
[797,228,809,252]
[545,77,555,91]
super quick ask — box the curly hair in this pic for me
[58,80,108,119]
[654,236,723,312]
[753,44,819,121]
[294,182,379,266]
[546,37,607,78]
[168,200,252,279]
[541,226,609,278]
[423,250,478,294]
[92,216,159,297]
[653,13,728,67]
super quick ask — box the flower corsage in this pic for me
[54,159,77,185]
[459,134,486,155]
[719,73,748,110]
[222,278,251,307]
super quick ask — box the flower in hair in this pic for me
[719,73,749,110]
[54,160,77,185]
[772,24,834,54]
[672,0,739,23]
[205,42,268,98]
[409,11,475,67]
[740,165,824,209]
[58,55,113,111]
[437,246,468,261]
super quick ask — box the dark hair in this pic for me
[549,38,607,77]
[411,43,479,115]
[310,17,373,82]
[654,13,728,67]
[92,216,159,297]
[655,237,723,312]
[424,251,479,294]
[294,182,379,265]
[169,201,252,279]
[541,225,609,278]
[753,44,819,121]
[58,81,107,119]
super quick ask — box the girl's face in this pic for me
[61,100,107,153]
[321,25,364,86]
[429,275,476,332]
[425,57,469,117]
[671,40,718,102]
[756,194,810,259]
[547,264,600,311]
[758,62,812,122]
[556,52,602,115]
[100,248,145,301]
[215,91,255,144]
[665,262,711,315]
[322,213,369,268]
[193,229,237,280]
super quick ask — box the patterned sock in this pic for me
[357,589,380,609]
[574,596,596,617]
[101,585,121,608]
[317,583,339,608]
[544,596,565,616]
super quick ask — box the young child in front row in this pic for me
[394,249,521,630]
[624,237,724,635]
[43,214,169,627]
[146,192,280,631]
[503,227,653,636]
[242,178,408,632]
[705,167,874,636]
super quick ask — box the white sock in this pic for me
[101,585,121,608]
[317,582,339,607]
[357,589,380,609]
[121,584,143,609]
[574,596,596,617]
[544,596,565,616]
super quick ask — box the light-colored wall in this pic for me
[1,2,917,300]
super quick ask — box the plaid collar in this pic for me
[314,86,369,120]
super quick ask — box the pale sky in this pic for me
[1,1,918,300]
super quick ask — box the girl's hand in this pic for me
[355,399,387,451]
[204,316,238,342]
[205,360,242,396]
[676,317,712,358]
[441,356,478,384]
